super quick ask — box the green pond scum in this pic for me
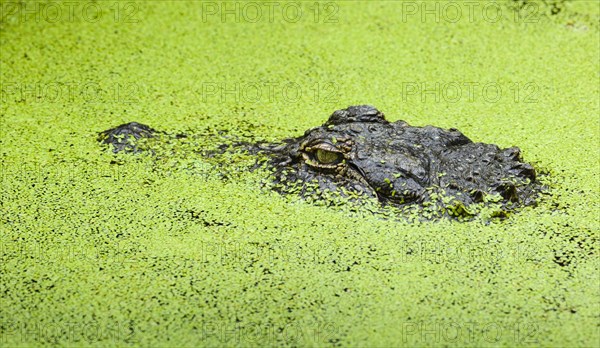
[1,0,598,347]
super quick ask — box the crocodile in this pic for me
[99,105,543,219]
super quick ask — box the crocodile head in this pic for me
[262,105,539,210]
[98,105,542,217]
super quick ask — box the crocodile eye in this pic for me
[301,142,345,168]
[316,149,341,164]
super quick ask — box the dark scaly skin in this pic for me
[98,105,542,217]
[98,122,157,153]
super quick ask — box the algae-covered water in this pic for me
[1,0,598,346]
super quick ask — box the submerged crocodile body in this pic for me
[99,105,543,219]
